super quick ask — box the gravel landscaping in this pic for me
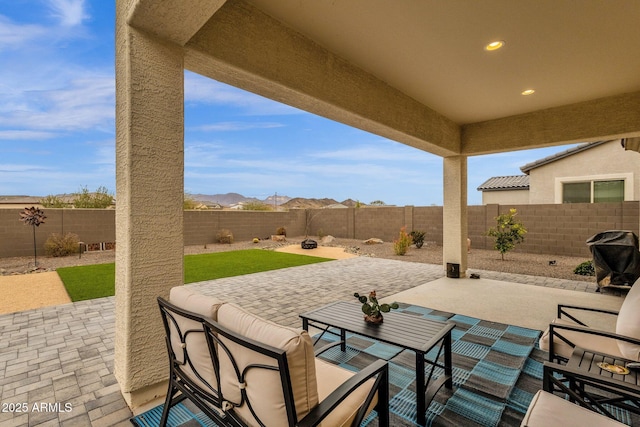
[0,236,596,283]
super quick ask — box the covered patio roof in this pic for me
[115,0,640,410]
[128,0,640,156]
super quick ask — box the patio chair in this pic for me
[521,390,627,426]
[540,278,640,363]
[157,287,389,427]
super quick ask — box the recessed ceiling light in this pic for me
[485,40,505,51]
[521,89,535,96]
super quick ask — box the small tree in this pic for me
[19,206,46,267]
[487,208,527,260]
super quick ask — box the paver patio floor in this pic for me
[0,257,611,426]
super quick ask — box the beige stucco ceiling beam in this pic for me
[461,91,640,156]
[184,0,460,157]
[127,0,226,46]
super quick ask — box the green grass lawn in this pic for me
[56,249,331,302]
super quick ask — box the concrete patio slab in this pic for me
[387,276,622,331]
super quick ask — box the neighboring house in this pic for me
[478,139,640,204]
[476,176,530,205]
[0,196,44,209]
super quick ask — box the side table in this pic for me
[543,346,640,419]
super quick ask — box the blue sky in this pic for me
[0,1,579,206]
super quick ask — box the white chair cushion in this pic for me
[169,286,225,392]
[314,359,377,427]
[521,390,626,426]
[540,318,622,360]
[217,303,318,426]
[616,280,640,360]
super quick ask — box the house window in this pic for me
[594,180,624,202]
[562,182,590,203]
[562,180,624,203]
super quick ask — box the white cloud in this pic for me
[0,73,114,131]
[0,163,51,172]
[185,72,302,116]
[309,144,440,164]
[0,15,48,49]
[47,0,88,27]
[88,140,115,166]
[0,130,57,140]
[193,121,285,132]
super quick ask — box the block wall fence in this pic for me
[1,202,638,259]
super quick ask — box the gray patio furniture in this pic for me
[157,286,389,427]
[540,277,640,363]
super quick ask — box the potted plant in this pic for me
[354,290,399,324]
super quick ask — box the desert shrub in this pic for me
[183,194,200,210]
[44,233,80,257]
[243,202,272,211]
[276,226,286,236]
[73,186,114,209]
[393,226,412,256]
[40,195,68,208]
[574,260,595,276]
[410,230,426,248]
[216,229,234,244]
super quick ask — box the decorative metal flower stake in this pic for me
[19,206,46,267]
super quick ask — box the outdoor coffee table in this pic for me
[543,346,640,418]
[300,301,454,426]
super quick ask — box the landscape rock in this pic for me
[271,235,286,242]
[363,238,384,245]
[320,235,335,244]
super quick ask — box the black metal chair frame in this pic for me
[158,297,390,427]
[543,360,640,419]
[547,304,640,364]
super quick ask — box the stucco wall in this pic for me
[528,140,640,204]
[2,203,639,259]
[481,189,530,205]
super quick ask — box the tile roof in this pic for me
[520,140,611,174]
[477,175,529,192]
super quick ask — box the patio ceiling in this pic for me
[128,0,640,157]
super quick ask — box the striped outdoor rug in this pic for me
[315,303,541,427]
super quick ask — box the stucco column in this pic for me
[115,3,185,408]
[443,156,468,277]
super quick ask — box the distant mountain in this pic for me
[191,193,261,206]
[263,194,292,206]
[281,197,339,209]
[189,193,365,209]
[341,199,360,207]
